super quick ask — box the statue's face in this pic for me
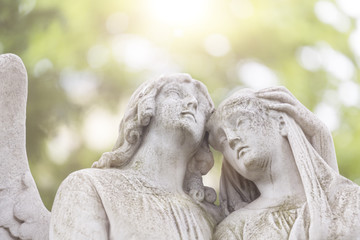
[209,106,280,180]
[153,80,208,144]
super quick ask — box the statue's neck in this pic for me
[130,127,195,194]
[248,139,305,209]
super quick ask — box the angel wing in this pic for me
[0,54,50,239]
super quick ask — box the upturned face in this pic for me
[209,105,281,181]
[153,80,209,145]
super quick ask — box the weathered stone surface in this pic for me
[209,87,360,239]
[0,54,50,240]
[3,53,359,239]
[50,74,220,240]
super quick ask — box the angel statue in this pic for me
[209,87,360,239]
[0,53,220,240]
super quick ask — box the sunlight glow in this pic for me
[229,0,254,19]
[147,0,211,26]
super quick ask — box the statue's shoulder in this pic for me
[58,168,119,189]
[218,209,248,227]
[214,210,246,240]
[57,167,142,197]
[215,207,262,239]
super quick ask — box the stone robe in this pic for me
[50,168,215,240]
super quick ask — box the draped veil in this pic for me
[219,112,360,238]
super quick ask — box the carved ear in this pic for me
[278,115,288,136]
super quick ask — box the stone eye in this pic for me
[236,119,243,128]
[167,89,181,97]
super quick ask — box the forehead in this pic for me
[160,80,206,100]
[161,80,196,91]
[219,105,255,122]
[209,106,256,132]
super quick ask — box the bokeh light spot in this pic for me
[314,0,350,32]
[338,81,360,107]
[60,70,98,105]
[82,108,120,151]
[314,102,340,131]
[87,44,110,69]
[317,43,355,81]
[47,126,80,165]
[33,58,53,77]
[237,60,279,89]
[204,34,231,57]
[296,46,322,72]
[349,28,360,61]
[336,0,360,19]
[18,0,36,15]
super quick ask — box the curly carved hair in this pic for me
[92,73,216,203]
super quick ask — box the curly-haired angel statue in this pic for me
[50,73,219,239]
[209,87,360,239]
[0,53,219,240]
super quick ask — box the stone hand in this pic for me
[256,86,326,138]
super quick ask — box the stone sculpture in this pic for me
[209,87,360,239]
[0,53,219,239]
[0,54,50,240]
[1,53,360,240]
[50,73,220,239]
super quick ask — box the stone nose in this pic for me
[224,128,240,150]
[183,95,198,112]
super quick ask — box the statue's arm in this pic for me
[256,86,338,171]
[50,171,109,240]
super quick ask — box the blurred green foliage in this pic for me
[1,0,359,209]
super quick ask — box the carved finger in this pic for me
[266,103,297,116]
[268,103,319,135]
[257,86,296,101]
[256,86,291,95]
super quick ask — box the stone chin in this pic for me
[240,153,271,178]
[176,119,204,147]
